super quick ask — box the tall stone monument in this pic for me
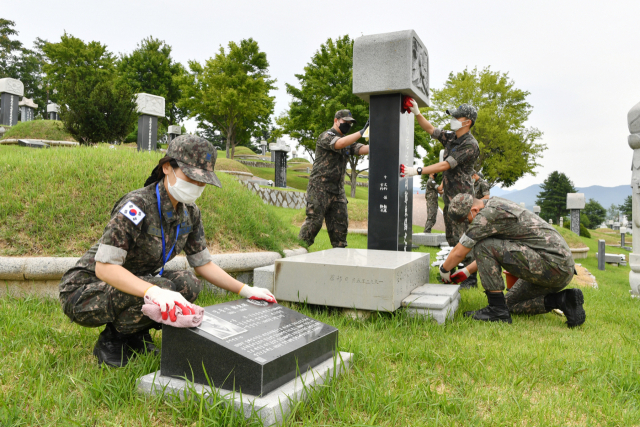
[167,125,181,143]
[353,29,430,251]
[19,98,37,122]
[260,139,267,156]
[0,78,23,126]
[566,193,585,235]
[269,139,290,188]
[533,205,541,216]
[47,103,60,121]
[627,100,640,297]
[135,93,165,152]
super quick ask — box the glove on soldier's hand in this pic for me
[408,99,421,116]
[145,286,193,321]
[439,265,456,284]
[400,164,418,178]
[359,119,370,137]
[239,285,277,303]
[450,267,470,284]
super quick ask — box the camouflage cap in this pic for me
[474,170,484,179]
[448,193,474,222]
[446,104,478,122]
[335,109,357,123]
[166,134,222,187]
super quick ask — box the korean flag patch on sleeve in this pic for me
[120,201,146,225]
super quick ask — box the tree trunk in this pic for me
[225,131,231,159]
[348,156,359,198]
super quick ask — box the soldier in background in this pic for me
[423,173,439,233]
[299,110,369,248]
[439,194,584,327]
[473,171,490,200]
[401,101,480,288]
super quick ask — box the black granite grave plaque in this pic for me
[367,93,414,252]
[274,151,287,188]
[137,114,158,152]
[0,93,19,126]
[18,139,49,149]
[161,299,338,396]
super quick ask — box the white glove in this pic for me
[409,99,421,116]
[239,285,277,303]
[400,164,418,177]
[439,265,454,284]
[145,285,191,315]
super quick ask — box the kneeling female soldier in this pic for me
[58,135,275,367]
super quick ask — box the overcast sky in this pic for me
[5,0,640,189]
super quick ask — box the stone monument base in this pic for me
[412,233,447,247]
[402,284,461,324]
[138,352,353,426]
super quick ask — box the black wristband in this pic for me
[439,264,449,273]
[417,167,422,175]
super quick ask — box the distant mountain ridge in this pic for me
[497,184,631,211]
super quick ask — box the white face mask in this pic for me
[450,118,468,131]
[167,170,205,204]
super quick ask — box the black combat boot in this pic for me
[459,272,478,289]
[545,288,585,328]
[464,291,512,323]
[126,329,159,356]
[93,323,132,368]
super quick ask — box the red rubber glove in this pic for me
[451,267,471,284]
[401,95,414,113]
[400,164,418,178]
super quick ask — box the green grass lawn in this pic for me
[1,119,76,142]
[2,220,639,425]
[0,145,299,256]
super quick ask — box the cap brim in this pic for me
[177,160,222,188]
[343,117,357,123]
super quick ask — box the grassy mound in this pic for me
[214,158,251,173]
[290,157,310,163]
[553,224,588,248]
[0,145,299,256]
[1,120,76,142]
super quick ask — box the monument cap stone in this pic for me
[0,78,24,96]
[567,193,586,209]
[18,97,37,109]
[533,205,541,213]
[135,93,165,117]
[167,125,181,135]
[269,139,291,152]
[353,29,430,107]
[46,103,60,113]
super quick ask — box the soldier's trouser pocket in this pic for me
[63,282,114,328]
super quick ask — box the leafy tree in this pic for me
[421,67,546,188]
[536,171,576,223]
[619,195,632,221]
[117,37,186,125]
[179,38,275,159]
[607,203,620,222]
[583,198,606,229]
[0,18,22,74]
[43,34,135,144]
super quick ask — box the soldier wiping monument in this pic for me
[400,100,480,287]
[299,110,369,248]
[438,194,585,327]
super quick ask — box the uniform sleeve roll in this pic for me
[187,247,213,268]
[459,233,476,249]
[95,244,128,265]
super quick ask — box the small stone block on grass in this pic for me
[404,294,460,324]
[253,264,275,292]
[412,233,447,247]
[411,284,460,302]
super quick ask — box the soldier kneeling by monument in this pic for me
[438,194,586,327]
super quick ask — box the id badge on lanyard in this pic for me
[156,183,180,277]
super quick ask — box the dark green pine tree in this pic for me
[535,171,576,224]
[583,198,607,229]
[619,195,633,221]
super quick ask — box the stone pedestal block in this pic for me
[402,284,461,324]
[254,264,275,292]
[412,233,447,247]
[47,103,60,121]
[19,98,37,122]
[353,30,430,107]
[533,205,541,215]
[273,248,429,311]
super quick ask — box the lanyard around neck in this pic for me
[156,183,180,276]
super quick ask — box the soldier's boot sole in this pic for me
[93,341,130,368]
[465,306,512,323]
[560,288,586,328]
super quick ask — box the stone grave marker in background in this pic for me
[353,29,429,251]
[549,219,553,225]
[47,103,60,121]
[269,139,290,188]
[608,220,614,229]
[519,202,526,209]
[559,217,564,228]
[566,193,585,235]
[135,93,165,152]
[19,98,37,122]
[621,226,627,249]
[260,139,267,155]
[598,240,606,271]
[167,125,181,143]
[533,205,541,216]
[614,221,620,231]
[0,78,23,126]
[627,100,640,297]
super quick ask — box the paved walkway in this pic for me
[412,193,445,231]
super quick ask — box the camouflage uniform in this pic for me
[457,197,575,315]
[299,124,364,248]
[474,177,490,199]
[424,177,439,233]
[59,135,220,335]
[432,129,479,247]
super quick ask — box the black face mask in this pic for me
[339,122,352,134]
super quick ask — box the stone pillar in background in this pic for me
[353,30,429,252]
[260,140,267,156]
[533,206,540,216]
[559,217,564,228]
[519,202,526,209]
[613,221,620,231]
[135,93,165,152]
[627,100,640,296]
[598,240,606,271]
[269,139,290,188]
[0,78,24,126]
[47,103,60,120]
[607,220,613,229]
[549,219,553,225]
[621,226,627,248]
[19,98,37,122]
[566,193,585,235]
[167,125,181,144]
